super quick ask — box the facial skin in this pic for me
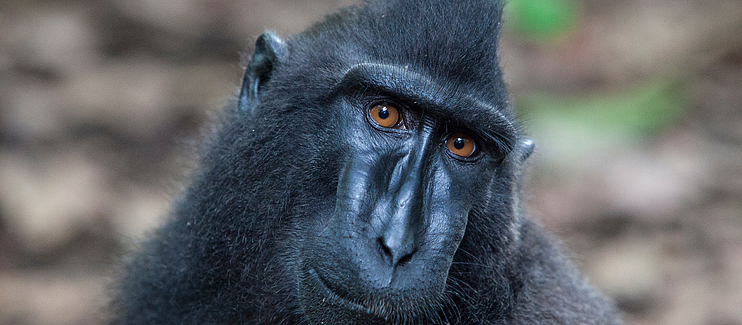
[286,60,510,319]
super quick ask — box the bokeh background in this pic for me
[0,0,740,324]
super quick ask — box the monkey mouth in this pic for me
[303,266,436,323]
[305,267,371,312]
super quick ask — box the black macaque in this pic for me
[109,0,623,324]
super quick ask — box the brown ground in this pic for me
[0,0,740,324]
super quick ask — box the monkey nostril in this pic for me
[377,237,416,267]
[377,237,393,263]
[397,248,415,266]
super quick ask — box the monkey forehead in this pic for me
[338,62,517,150]
[298,0,507,84]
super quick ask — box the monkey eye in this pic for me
[369,103,402,128]
[445,133,477,158]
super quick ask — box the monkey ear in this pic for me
[239,30,288,112]
[516,138,535,162]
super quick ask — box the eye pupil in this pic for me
[377,107,390,119]
[453,138,465,150]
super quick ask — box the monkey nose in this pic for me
[377,234,417,268]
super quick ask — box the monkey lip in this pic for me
[303,267,415,324]
[305,266,434,321]
[306,267,370,311]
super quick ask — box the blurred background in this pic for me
[0,0,740,324]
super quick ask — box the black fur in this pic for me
[109,0,622,324]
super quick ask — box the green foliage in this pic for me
[514,79,688,168]
[505,0,579,41]
[513,78,689,168]
[518,79,688,138]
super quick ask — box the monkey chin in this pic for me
[299,266,447,325]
